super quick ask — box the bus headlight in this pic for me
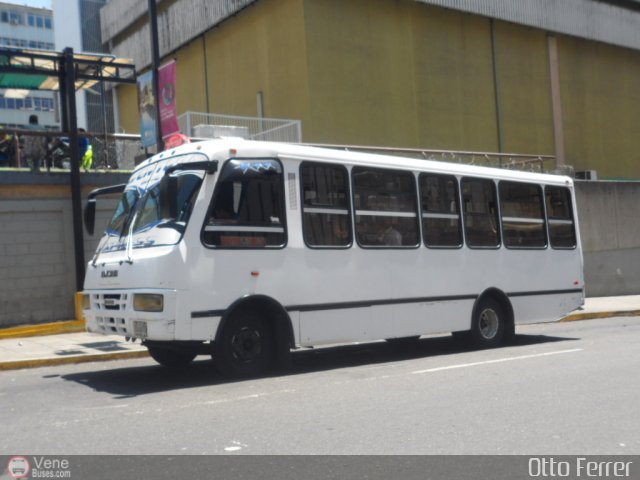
[133,294,164,312]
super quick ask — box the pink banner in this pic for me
[158,60,179,139]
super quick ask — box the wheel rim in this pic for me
[230,327,262,364]
[479,308,500,339]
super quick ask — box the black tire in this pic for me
[470,297,506,348]
[214,312,274,378]
[147,345,197,368]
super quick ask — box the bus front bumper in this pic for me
[82,289,177,341]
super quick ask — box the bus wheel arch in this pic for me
[214,295,294,377]
[470,289,515,348]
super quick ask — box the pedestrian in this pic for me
[78,128,93,171]
[21,115,47,173]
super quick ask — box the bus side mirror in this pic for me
[84,183,127,237]
[160,175,178,219]
[84,199,96,236]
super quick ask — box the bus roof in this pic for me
[139,138,573,187]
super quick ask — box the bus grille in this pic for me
[92,293,130,335]
[95,316,129,335]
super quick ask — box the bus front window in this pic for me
[106,189,140,237]
[97,172,203,254]
[131,172,204,244]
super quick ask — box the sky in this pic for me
[2,0,52,8]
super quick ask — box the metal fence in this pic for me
[2,129,558,174]
[308,143,557,173]
[0,129,145,172]
[178,111,303,143]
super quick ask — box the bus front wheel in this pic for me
[147,345,197,368]
[214,312,275,378]
[470,297,506,348]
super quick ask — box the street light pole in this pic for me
[62,47,85,292]
[148,0,164,151]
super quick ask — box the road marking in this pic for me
[179,389,297,410]
[412,348,583,374]
[224,440,248,452]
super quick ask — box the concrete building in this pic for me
[100,0,640,179]
[0,1,57,128]
[52,0,115,133]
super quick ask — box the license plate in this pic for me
[133,320,148,339]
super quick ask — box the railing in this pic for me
[1,129,558,175]
[177,111,303,143]
[0,129,144,172]
[307,143,557,173]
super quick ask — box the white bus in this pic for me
[82,139,584,376]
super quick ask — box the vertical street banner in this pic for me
[158,60,179,140]
[137,70,157,148]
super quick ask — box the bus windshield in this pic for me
[98,171,204,254]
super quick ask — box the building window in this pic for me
[9,11,24,25]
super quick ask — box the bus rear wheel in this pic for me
[470,297,505,348]
[147,345,197,368]
[214,312,274,378]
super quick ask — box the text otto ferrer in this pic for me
[529,458,633,478]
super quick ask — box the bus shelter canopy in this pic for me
[0,48,136,92]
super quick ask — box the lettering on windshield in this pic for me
[234,161,280,175]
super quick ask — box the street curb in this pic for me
[0,350,149,371]
[560,310,640,322]
[0,319,85,339]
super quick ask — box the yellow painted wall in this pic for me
[170,38,207,114]
[558,36,640,178]
[493,22,554,156]
[203,0,310,123]
[302,0,417,146]
[408,4,498,152]
[112,0,640,177]
[115,82,139,134]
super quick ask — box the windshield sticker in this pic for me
[234,160,280,175]
[99,237,157,253]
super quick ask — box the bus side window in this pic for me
[202,159,286,248]
[499,181,547,248]
[461,178,500,248]
[545,186,577,248]
[352,167,419,248]
[300,162,352,247]
[419,173,462,248]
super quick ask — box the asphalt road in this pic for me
[1,317,639,455]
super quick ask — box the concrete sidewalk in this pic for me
[0,296,639,371]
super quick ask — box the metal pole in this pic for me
[100,80,109,168]
[547,35,565,168]
[58,70,69,132]
[148,0,164,151]
[63,47,86,292]
[490,19,504,162]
